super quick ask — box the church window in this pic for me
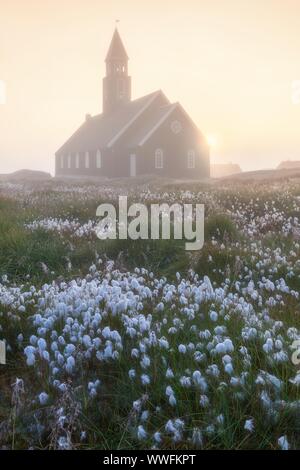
[188,150,196,169]
[155,149,164,169]
[60,155,64,169]
[85,151,90,169]
[96,150,102,169]
[75,153,80,169]
[67,154,71,169]
[171,120,182,134]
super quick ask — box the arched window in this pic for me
[155,148,164,169]
[96,150,102,169]
[60,155,64,169]
[85,151,90,169]
[67,154,71,169]
[75,153,80,169]
[187,149,196,169]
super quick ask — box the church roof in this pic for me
[56,90,171,155]
[124,103,179,148]
[105,28,129,62]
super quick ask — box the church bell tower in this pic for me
[103,28,131,114]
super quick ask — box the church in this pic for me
[55,29,210,179]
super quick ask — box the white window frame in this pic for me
[187,149,196,169]
[85,151,90,169]
[96,150,102,169]
[130,153,136,177]
[75,153,80,169]
[155,148,164,169]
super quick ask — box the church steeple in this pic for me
[103,28,131,114]
[105,28,129,63]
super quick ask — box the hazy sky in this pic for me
[1,0,300,174]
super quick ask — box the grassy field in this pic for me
[0,177,300,450]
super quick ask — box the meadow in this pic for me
[0,176,300,450]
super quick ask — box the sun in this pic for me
[206,134,218,149]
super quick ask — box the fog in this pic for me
[1,0,300,174]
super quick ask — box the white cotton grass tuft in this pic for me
[166,367,174,378]
[178,344,187,354]
[141,374,150,386]
[65,356,75,374]
[57,436,72,450]
[199,395,209,408]
[153,432,162,444]
[278,435,289,450]
[216,414,224,426]
[137,425,147,440]
[192,371,208,392]
[141,410,149,422]
[224,362,234,375]
[2,206,300,451]
[209,311,218,322]
[168,394,177,407]
[38,392,49,405]
[26,353,36,366]
[128,369,136,379]
[289,373,300,386]
[191,428,203,448]
[244,418,254,433]
[165,385,174,397]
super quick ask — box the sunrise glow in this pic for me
[206,134,218,150]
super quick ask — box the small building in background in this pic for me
[210,163,242,178]
[277,160,300,170]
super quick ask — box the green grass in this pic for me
[1,179,300,450]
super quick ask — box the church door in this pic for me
[130,154,136,177]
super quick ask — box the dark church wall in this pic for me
[137,108,210,179]
[55,104,210,179]
[104,150,127,178]
[104,94,211,179]
[108,93,171,177]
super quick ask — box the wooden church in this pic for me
[55,29,210,179]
